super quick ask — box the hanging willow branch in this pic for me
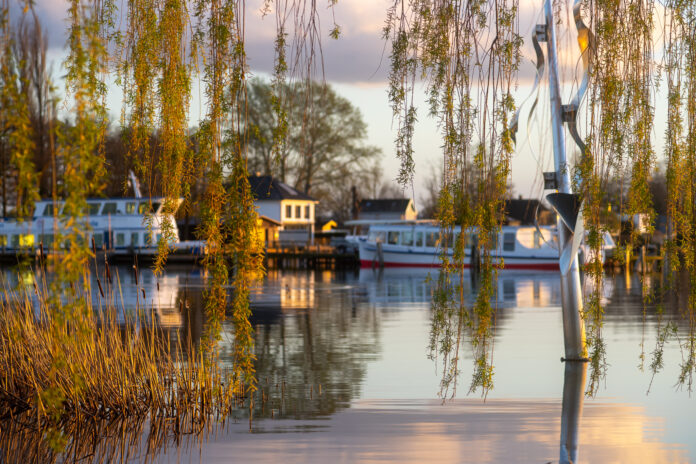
[385,0,521,397]
[0,1,38,221]
[581,0,656,395]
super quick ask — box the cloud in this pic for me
[25,0,590,89]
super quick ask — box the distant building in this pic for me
[248,174,318,246]
[357,198,418,221]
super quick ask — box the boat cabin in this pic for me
[0,197,178,254]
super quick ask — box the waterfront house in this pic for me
[357,198,418,222]
[248,174,318,247]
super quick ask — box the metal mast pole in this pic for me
[544,0,586,360]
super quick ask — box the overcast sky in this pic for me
[23,0,669,207]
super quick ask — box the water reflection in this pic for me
[559,361,587,464]
[1,266,694,462]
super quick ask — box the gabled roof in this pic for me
[359,198,412,213]
[247,175,315,202]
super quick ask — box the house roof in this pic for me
[359,198,412,213]
[247,175,316,202]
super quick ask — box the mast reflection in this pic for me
[559,360,587,464]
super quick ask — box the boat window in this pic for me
[484,231,498,249]
[402,230,414,246]
[425,231,438,248]
[295,205,301,219]
[116,233,125,246]
[156,233,162,244]
[0,235,6,246]
[42,204,53,216]
[503,232,516,251]
[305,205,310,219]
[387,231,400,245]
[131,232,139,246]
[145,233,153,245]
[86,203,100,215]
[138,201,160,215]
[93,233,104,249]
[13,234,34,248]
[439,231,455,247]
[285,205,292,218]
[126,202,136,214]
[415,231,424,247]
[102,203,117,215]
[39,234,54,246]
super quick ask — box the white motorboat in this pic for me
[0,196,186,257]
[357,222,562,270]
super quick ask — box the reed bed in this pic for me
[0,266,247,446]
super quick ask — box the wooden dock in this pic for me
[264,246,358,270]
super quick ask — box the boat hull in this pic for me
[358,240,560,270]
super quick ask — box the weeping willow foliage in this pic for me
[154,0,191,273]
[193,0,263,395]
[385,0,521,397]
[662,2,696,389]
[30,0,112,426]
[579,0,656,395]
[61,0,110,283]
[121,0,159,193]
[0,1,38,219]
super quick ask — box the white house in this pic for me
[248,174,318,246]
[358,198,418,221]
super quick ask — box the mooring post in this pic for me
[544,0,586,361]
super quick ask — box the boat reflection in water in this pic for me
[0,267,692,463]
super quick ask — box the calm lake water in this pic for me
[2,265,695,463]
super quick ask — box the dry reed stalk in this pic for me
[0,267,245,441]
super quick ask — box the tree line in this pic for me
[0,11,399,223]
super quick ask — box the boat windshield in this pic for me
[137,201,161,215]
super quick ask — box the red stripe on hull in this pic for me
[360,259,559,270]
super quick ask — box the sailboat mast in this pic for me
[545,1,570,193]
[544,0,586,361]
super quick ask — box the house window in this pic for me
[295,205,301,219]
[102,203,117,215]
[286,205,292,218]
[305,205,310,219]
[503,232,516,252]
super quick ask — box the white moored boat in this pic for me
[0,197,185,257]
[358,222,561,270]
